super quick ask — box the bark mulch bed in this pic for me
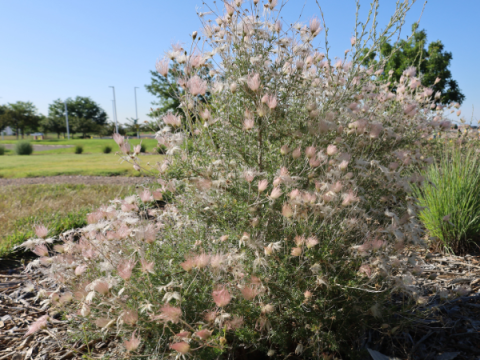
[1,249,480,359]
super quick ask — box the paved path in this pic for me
[2,144,73,152]
[0,176,153,186]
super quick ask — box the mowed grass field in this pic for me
[0,184,136,256]
[0,139,163,178]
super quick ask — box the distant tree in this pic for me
[0,101,41,139]
[364,24,465,105]
[99,122,126,137]
[40,115,66,139]
[70,117,100,138]
[0,105,9,133]
[145,60,212,121]
[48,97,108,135]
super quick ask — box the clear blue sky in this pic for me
[1,0,478,126]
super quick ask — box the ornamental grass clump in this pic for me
[21,0,463,358]
[413,146,480,254]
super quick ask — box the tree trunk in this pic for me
[16,119,19,140]
[57,132,60,139]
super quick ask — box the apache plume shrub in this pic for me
[15,141,33,155]
[22,0,462,358]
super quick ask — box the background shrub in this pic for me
[102,145,112,154]
[155,145,166,154]
[15,141,33,155]
[413,146,480,254]
[140,143,146,153]
[0,145,4,155]
[74,145,83,154]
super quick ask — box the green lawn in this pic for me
[0,153,164,178]
[0,138,159,154]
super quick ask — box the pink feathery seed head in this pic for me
[152,190,162,200]
[93,280,110,296]
[282,204,293,218]
[33,244,49,257]
[342,191,360,206]
[273,177,281,187]
[247,73,261,91]
[457,110,462,116]
[289,189,300,200]
[326,144,338,156]
[370,123,383,139]
[292,147,301,159]
[230,82,237,93]
[170,342,190,355]
[187,75,208,96]
[280,167,289,176]
[269,187,282,200]
[291,247,302,257]
[309,157,321,168]
[212,286,232,307]
[267,94,277,109]
[123,309,139,326]
[241,286,259,301]
[155,58,169,77]
[204,310,218,322]
[306,236,319,249]
[200,108,211,120]
[294,235,305,246]
[140,259,155,274]
[225,1,234,16]
[159,305,182,324]
[358,264,371,277]
[280,145,290,155]
[258,179,268,193]
[194,253,210,269]
[25,315,49,337]
[134,144,141,155]
[117,259,136,281]
[120,141,131,155]
[180,258,195,272]
[275,20,282,32]
[330,181,343,193]
[210,253,225,269]
[124,331,141,352]
[371,238,386,250]
[350,36,356,46]
[175,331,191,339]
[389,162,399,170]
[305,146,316,159]
[244,170,255,183]
[75,264,88,276]
[243,118,254,130]
[163,113,182,127]
[220,235,229,242]
[435,77,441,85]
[113,133,124,146]
[404,66,416,77]
[140,189,153,203]
[196,329,213,340]
[144,223,156,244]
[261,94,269,104]
[35,225,48,239]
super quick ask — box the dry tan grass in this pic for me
[0,184,135,255]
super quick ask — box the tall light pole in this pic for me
[134,87,139,139]
[64,100,70,140]
[109,86,118,133]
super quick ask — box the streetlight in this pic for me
[64,100,70,140]
[109,86,118,133]
[134,87,139,139]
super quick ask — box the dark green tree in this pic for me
[145,60,212,120]
[372,24,465,105]
[40,115,67,139]
[48,97,108,133]
[0,101,41,139]
[70,117,100,138]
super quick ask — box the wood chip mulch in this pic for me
[1,250,480,359]
[0,266,123,360]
